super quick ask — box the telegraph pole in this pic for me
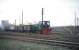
[22,10,24,32]
[74,10,76,35]
[41,8,44,34]
[42,8,44,27]
[74,10,78,35]
[22,10,23,25]
[77,17,79,26]
[15,19,16,31]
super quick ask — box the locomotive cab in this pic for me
[39,21,51,34]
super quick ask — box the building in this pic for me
[1,20,10,30]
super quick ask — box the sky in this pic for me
[0,0,79,26]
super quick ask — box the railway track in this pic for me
[0,32,79,49]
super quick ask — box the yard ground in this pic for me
[0,39,71,50]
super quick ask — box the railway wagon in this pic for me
[3,21,51,34]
